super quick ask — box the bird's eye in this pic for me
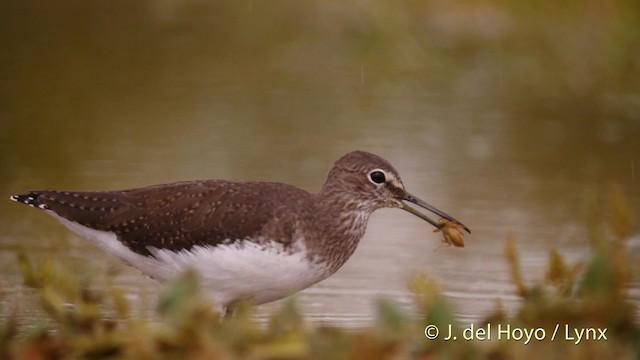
[368,170,386,184]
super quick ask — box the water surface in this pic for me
[1,1,639,328]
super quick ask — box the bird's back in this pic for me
[13,180,313,256]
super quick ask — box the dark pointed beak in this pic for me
[399,192,471,233]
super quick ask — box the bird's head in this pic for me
[323,151,470,233]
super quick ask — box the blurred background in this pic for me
[1,0,639,327]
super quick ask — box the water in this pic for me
[1,1,639,328]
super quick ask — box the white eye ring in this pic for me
[368,169,387,185]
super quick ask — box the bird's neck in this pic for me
[303,182,375,273]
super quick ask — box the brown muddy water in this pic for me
[1,1,639,328]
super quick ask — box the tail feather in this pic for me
[9,192,49,210]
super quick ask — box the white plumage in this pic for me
[52,212,329,311]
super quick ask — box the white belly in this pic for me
[50,213,330,310]
[150,241,330,307]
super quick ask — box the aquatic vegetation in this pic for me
[1,188,638,359]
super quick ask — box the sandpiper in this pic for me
[10,151,469,314]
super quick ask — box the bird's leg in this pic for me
[223,305,235,319]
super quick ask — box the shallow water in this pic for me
[1,1,639,328]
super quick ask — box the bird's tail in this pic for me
[9,192,48,209]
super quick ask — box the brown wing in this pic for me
[12,180,310,256]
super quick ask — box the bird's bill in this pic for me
[400,192,471,233]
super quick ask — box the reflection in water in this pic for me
[0,1,639,327]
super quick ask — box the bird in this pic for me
[10,150,469,315]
